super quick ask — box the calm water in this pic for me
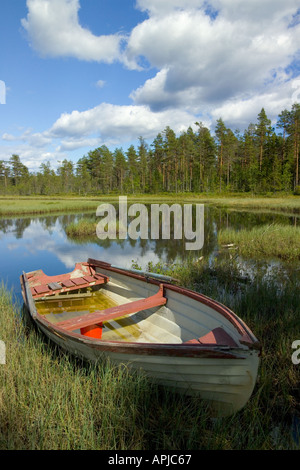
[0,205,298,302]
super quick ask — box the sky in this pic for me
[0,0,300,172]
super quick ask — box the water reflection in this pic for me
[0,206,299,297]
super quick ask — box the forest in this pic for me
[1,104,300,196]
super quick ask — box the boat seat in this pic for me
[48,282,62,291]
[184,327,238,347]
[55,284,167,332]
[31,285,51,295]
[30,274,108,297]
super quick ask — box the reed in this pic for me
[65,218,125,239]
[1,194,300,216]
[0,197,100,216]
[0,285,210,450]
[143,257,300,448]
[65,218,98,237]
[218,224,300,261]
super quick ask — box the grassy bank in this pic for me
[0,197,100,217]
[218,224,300,261]
[1,255,300,449]
[142,257,300,448]
[65,218,124,238]
[0,193,300,216]
[65,218,98,237]
[0,285,212,450]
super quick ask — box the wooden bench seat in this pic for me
[185,327,238,347]
[55,284,167,332]
[31,274,108,298]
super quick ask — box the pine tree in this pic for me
[255,108,272,173]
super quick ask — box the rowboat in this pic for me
[20,258,260,417]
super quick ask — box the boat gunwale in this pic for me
[87,259,260,350]
[33,312,249,360]
[20,262,261,358]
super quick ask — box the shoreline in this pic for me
[0,193,300,216]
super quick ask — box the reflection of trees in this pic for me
[0,217,32,238]
[0,218,14,234]
[63,204,219,263]
[3,205,298,267]
[14,218,31,239]
[0,212,99,238]
[212,207,299,233]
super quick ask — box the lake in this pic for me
[0,204,299,302]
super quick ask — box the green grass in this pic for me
[0,285,212,450]
[218,224,300,261]
[65,218,98,237]
[65,218,124,238]
[1,255,300,449]
[0,197,100,216]
[0,193,300,216]
[143,257,300,444]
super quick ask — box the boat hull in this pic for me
[20,259,260,417]
[34,314,259,417]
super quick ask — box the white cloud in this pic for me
[49,102,196,142]
[96,80,106,89]
[127,4,300,115]
[0,140,63,172]
[21,0,124,62]
[2,133,16,141]
[56,137,100,152]
[9,0,300,169]
[211,87,296,130]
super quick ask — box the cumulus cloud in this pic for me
[13,0,300,168]
[0,101,198,172]
[21,0,123,62]
[127,1,300,119]
[49,102,196,142]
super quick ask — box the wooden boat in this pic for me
[20,258,261,417]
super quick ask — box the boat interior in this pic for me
[30,264,243,349]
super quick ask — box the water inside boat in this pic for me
[35,289,160,342]
[35,286,183,344]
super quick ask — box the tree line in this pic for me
[1,104,300,196]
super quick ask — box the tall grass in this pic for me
[143,257,300,448]
[0,198,100,217]
[65,218,124,238]
[0,285,210,450]
[1,194,300,216]
[218,224,300,261]
[65,218,98,237]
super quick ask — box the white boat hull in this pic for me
[36,319,259,417]
[21,258,261,417]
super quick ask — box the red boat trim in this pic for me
[36,314,245,360]
[20,261,260,358]
[26,262,109,299]
[88,259,260,350]
[55,284,167,331]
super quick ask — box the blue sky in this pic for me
[0,0,299,172]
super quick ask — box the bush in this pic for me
[294,186,300,196]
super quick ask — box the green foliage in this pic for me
[294,186,300,196]
[0,104,300,196]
